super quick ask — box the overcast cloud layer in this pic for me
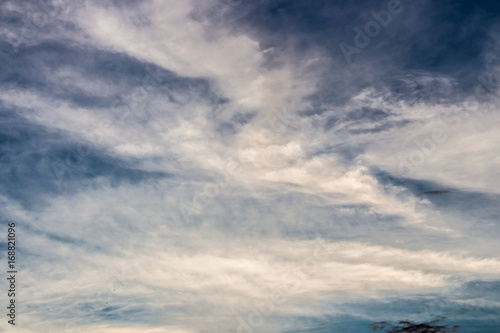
[1,0,500,332]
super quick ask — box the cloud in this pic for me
[1,0,500,332]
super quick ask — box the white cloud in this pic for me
[2,182,500,331]
[2,1,500,332]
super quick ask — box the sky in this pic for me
[0,0,500,332]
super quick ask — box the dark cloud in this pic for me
[0,108,171,209]
[223,0,500,108]
[0,40,220,110]
[371,318,459,333]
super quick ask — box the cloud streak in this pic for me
[0,0,499,332]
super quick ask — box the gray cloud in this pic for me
[1,0,499,332]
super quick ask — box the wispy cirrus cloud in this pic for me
[0,0,500,332]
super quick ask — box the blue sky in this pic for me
[0,0,500,332]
